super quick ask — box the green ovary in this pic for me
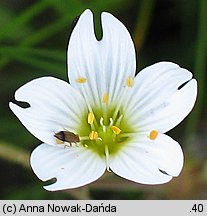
[77,107,134,157]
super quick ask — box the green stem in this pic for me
[184,0,207,139]
[0,142,30,169]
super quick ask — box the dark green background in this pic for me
[0,0,206,199]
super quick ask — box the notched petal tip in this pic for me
[9,102,31,122]
[187,78,197,91]
[9,80,34,112]
[127,62,198,133]
[172,78,197,112]
[9,102,21,115]
[155,134,184,177]
[101,10,133,39]
[110,132,183,185]
[159,169,170,176]
[10,77,57,108]
[68,8,136,106]
[9,77,87,146]
[31,144,106,191]
[177,79,191,90]
[42,178,57,191]
[9,99,30,113]
[177,77,197,90]
[82,9,93,15]
[101,11,114,20]
[9,101,16,111]
[73,8,94,31]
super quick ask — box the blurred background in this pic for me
[0,0,206,199]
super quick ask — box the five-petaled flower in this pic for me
[9,9,197,191]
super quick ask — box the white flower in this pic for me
[9,9,197,191]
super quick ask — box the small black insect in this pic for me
[54,131,80,146]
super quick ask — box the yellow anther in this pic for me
[111,126,121,135]
[127,76,134,87]
[103,92,109,104]
[89,131,99,140]
[87,112,95,125]
[76,77,87,84]
[149,130,159,140]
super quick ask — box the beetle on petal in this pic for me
[54,131,80,146]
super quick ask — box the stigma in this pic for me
[73,108,132,166]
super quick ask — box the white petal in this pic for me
[123,62,197,132]
[30,144,106,191]
[110,133,184,184]
[9,77,87,145]
[67,9,136,107]
[100,11,136,104]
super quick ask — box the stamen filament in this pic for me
[112,88,127,120]
[79,85,93,113]
[79,136,91,141]
[118,132,137,138]
[112,76,135,121]
[114,114,123,127]
[105,145,110,172]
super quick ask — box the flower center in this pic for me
[78,107,134,160]
[72,75,136,169]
